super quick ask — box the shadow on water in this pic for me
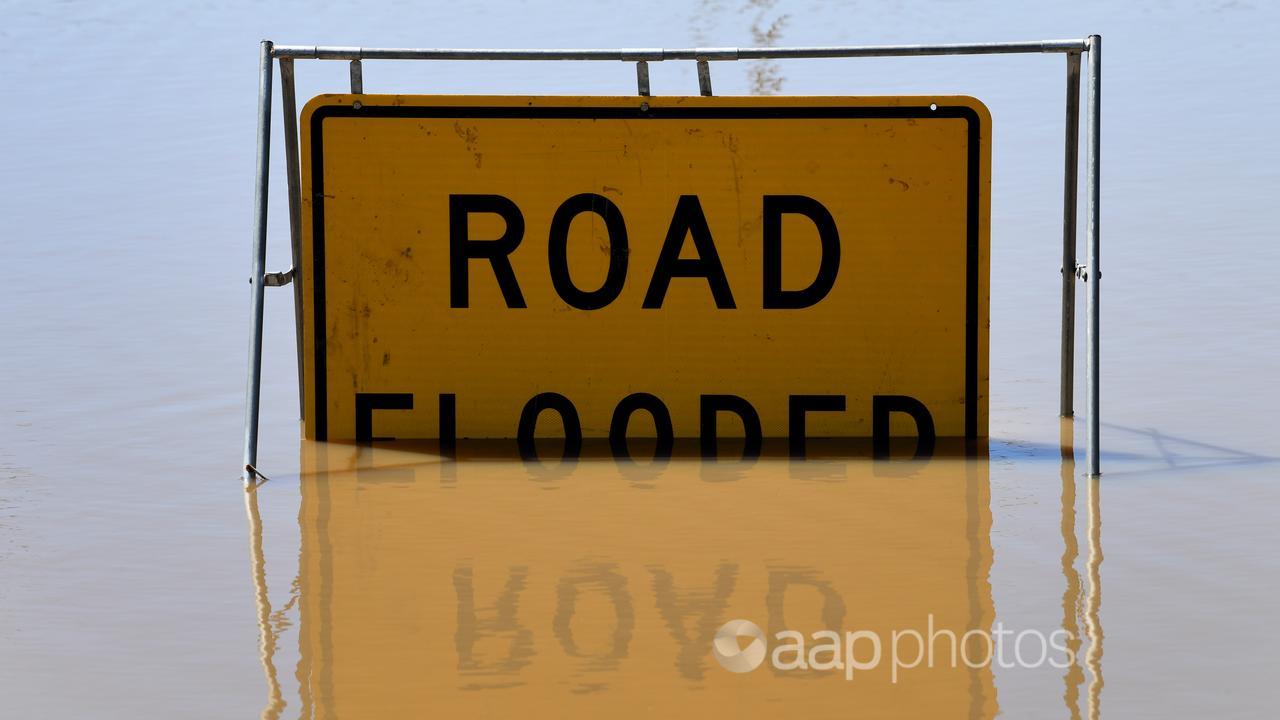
[1097,423,1278,477]
[990,422,1278,478]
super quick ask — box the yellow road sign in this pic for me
[300,95,990,447]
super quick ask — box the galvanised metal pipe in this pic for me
[1085,35,1102,476]
[279,58,305,421]
[270,39,1088,61]
[242,40,274,484]
[1060,52,1082,418]
[734,40,1087,58]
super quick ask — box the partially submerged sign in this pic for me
[300,95,989,449]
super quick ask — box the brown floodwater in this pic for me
[2,1,1278,718]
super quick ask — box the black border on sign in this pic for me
[308,103,984,441]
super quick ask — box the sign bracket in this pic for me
[697,59,713,96]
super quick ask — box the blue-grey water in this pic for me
[2,1,1278,717]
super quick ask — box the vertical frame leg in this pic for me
[243,40,274,484]
[280,59,305,420]
[1084,35,1102,477]
[1060,52,1082,418]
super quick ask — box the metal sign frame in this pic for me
[241,36,1103,483]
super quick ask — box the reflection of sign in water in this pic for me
[300,95,990,446]
[294,443,996,717]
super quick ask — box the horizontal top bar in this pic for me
[271,39,1089,61]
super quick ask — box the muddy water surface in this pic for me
[2,1,1278,718]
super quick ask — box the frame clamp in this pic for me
[263,268,295,287]
[1073,264,1099,282]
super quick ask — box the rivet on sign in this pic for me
[353,101,363,110]
[640,102,650,112]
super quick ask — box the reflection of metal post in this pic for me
[1060,52,1081,418]
[279,59,305,420]
[1084,35,1102,476]
[1059,419,1084,719]
[244,486,286,719]
[243,40,274,484]
[1085,473,1104,719]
